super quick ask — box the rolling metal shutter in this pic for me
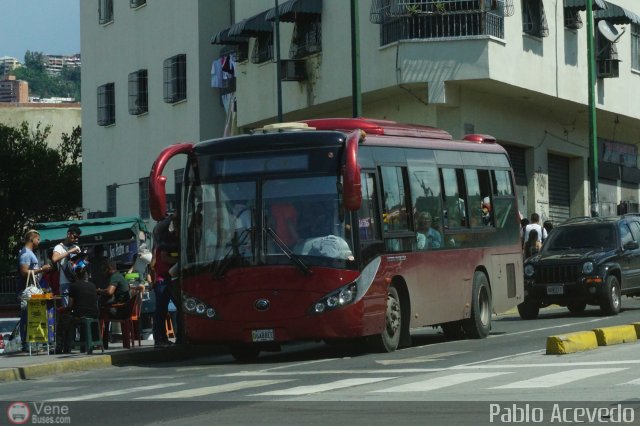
[548,154,570,224]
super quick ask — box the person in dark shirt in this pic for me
[58,260,98,353]
[97,260,130,305]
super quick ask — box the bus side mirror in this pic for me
[149,142,194,221]
[343,131,362,211]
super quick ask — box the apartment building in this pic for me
[0,56,21,78]
[45,54,81,75]
[80,0,231,221]
[0,75,28,103]
[210,0,639,223]
[81,0,640,225]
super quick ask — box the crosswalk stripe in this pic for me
[49,383,185,401]
[491,368,626,389]
[619,378,640,385]
[373,372,509,393]
[253,378,394,396]
[138,380,294,399]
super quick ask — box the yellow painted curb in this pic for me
[19,355,113,380]
[593,325,638,346]
[0,368,20,382]
[546,331,598,355]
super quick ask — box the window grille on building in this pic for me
[163,54,187,103]
[139,177,150,219]
[97,83,115,126]
[99,0,114,24]
[252,33,274,64]
[522,0,548,37]
[128,69,148,115]
[130,0,146,8]
[106,184,117,216]
[290,16,322,58]
[631,24,640,72]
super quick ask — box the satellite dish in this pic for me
[598,20,625,43]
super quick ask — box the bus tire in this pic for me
[517,300,539,320]
[369,286,402,352]
[229,344,260,363]
[462,272,492,339]
[600,275,621,316]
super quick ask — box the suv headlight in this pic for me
[582,261,595,274]
[524,264,535,278]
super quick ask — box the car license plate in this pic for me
[251,329,275,342]
[546,285,564,295]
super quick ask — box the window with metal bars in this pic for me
[139,177,150,219]
[290,16,322,59]
[632,24,640,72]
[106,184,117,216]
[99,0,113,24]
[163,54,187,103]
[251,33,274,64]
[521,0,548,37]
[97,83,115,126]
[128,69,148,115]
[130,0,146,7]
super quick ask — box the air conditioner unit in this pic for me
[280,59,306,82]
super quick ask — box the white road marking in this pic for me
[492,318,608,337]
[139,380,293,399]
[373,372,510,393]
[619,378,640,385]
[376,351,469,365]
[49,383,184,401]
[253,378,394,396]
[257,358,339,372]
[491,368,626,389]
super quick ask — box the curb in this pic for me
[0,344,227,383]
[546,322,640,355]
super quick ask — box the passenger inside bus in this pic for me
[270,201,299,247]
[415,211,443,250]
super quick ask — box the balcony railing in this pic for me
[381,11,504,44]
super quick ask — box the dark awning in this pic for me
[564,0,607,11]
[595,1,640,24]
[265,0,322,23]
[229,11,272,37]
[211,27,249,45]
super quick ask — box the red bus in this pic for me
[149,118,523,361]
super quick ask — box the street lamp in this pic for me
[586,0,599,217]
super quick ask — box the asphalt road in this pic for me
[2,298,640,425]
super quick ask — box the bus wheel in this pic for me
[370,286,402,352]
[462,272,492,339]
[229,344,260,363]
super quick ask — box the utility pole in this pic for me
[275,0,283,122]
[586,0,599,216]
[350,0,362,118]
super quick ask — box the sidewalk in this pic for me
[0,339,228,383]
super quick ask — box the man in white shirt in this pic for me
[52,224,82,307]
[522,213,548,246]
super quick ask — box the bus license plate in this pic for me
[252,329,275,342]
[546,285,564,295]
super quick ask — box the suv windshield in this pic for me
[545,224,616,251]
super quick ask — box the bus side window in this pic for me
[358,172,381,242]
[440,168,466,228]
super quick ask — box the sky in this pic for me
[0,0,80,61]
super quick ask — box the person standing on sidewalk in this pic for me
[52,225,82,307]
[150,212,179,347]
[17,230,52,352]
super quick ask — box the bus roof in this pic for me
[301,118,453,140]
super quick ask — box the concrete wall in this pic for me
[0,104,81,148]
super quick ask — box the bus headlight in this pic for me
[311,282,358,314]
[582,261,595,274]
[524,264,535,278]
[182,293,219,320]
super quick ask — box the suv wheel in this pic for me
[600,275,621,316]
[517,299,540,320]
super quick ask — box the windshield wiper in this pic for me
[265,226,312,275]
[212,227,252,279]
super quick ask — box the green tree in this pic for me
[11,51,81,101]
[0,122,82,271]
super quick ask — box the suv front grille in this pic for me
[535,264,580,284]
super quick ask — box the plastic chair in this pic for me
[101,293,142,349]
[71,317,104,354]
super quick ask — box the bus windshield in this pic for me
[184,174,355,272]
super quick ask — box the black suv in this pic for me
[518,215,640,319]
